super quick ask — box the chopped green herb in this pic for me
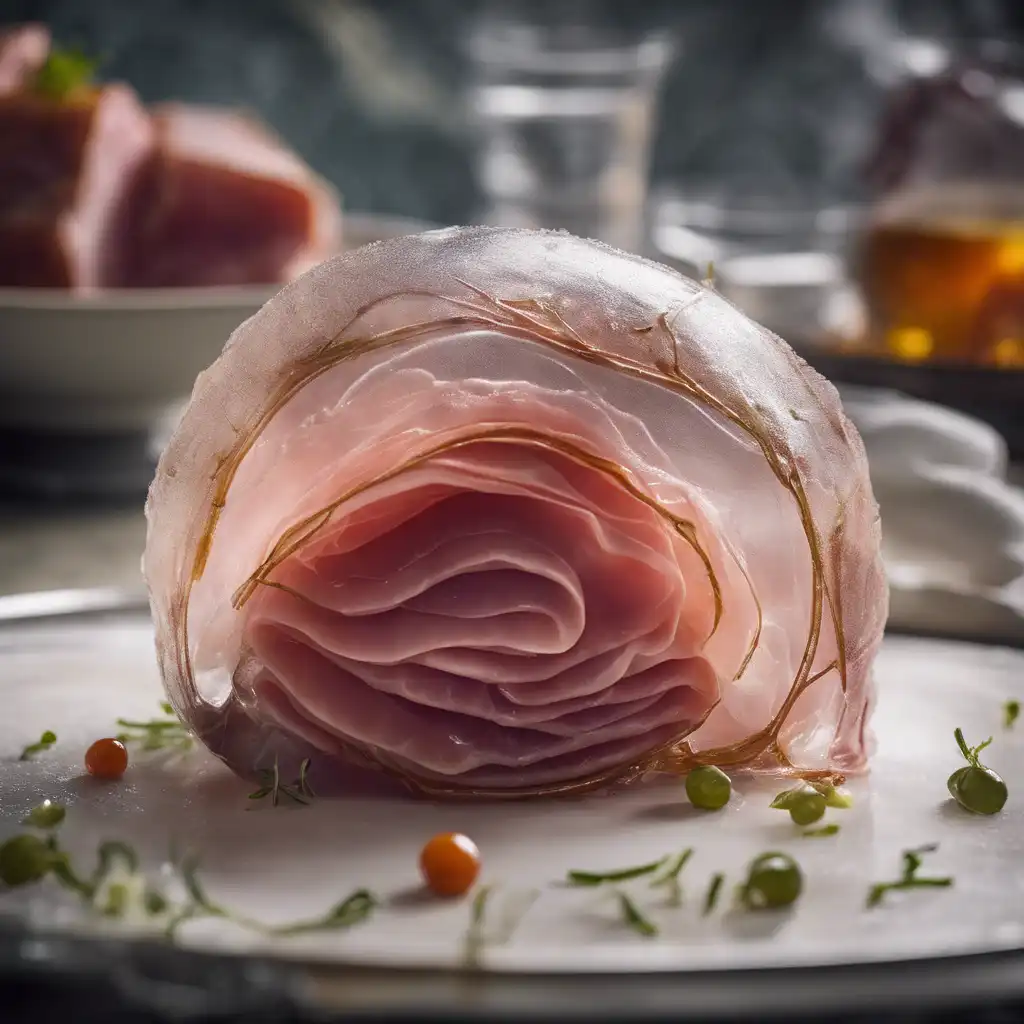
[464,884,493,962]
[567,855,668,887]
[739,852,802,910]
[101,882,130,919]
[143,888,169,916]
[685,766,732,810]
[802,823,840,838]
[770,783,826,826]
[867,844,953,908]
[1005,700,1020,730]
[248,756,314,808]
[19,730,57,761]
[115,703,193,753]
[271,889,376,936]
[33,48,96,101]
[23,799,66,829]
[947,728,1007,815]
[703,872,725,915]
[617,891,657,937]
[650,848,693,905]
[463,884,537,964]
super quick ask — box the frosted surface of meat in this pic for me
[144,227,887,797]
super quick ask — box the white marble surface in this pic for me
[0,617,1021,973]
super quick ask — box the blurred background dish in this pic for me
[0,212,434,498]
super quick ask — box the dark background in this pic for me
[2,0,1023,224]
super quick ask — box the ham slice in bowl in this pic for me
[144,227,888,797]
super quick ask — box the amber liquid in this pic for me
[859,187,1024,367]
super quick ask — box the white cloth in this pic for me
[840,386,1024,642]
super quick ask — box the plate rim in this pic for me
[2,917,1023,1020]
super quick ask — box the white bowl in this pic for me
[0,214,433,434]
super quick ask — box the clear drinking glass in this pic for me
[463,2,676,254]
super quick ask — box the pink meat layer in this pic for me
[242,443,721,788]
[0,24,49,95]
[0,84,153,288]
[114,104,342,287]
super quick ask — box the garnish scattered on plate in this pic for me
[703,872,726,915]
[248,756,314,808]
[84,738,129,780]
[649,848,694,906]
[567,856,669,887]
[685,766,732,811]
[802,823,840,838]
[867,844,953,908]
[22,799,66,829]
[1004,700,1020,730]
[18,730,56,761]
[617,890,658,937]
[947,728,1007,816]
[420,832,481,898]
[738,852,803,910]
[116,702,193,753]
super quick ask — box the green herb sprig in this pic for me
[867,844,953,908]
[567,855,668,887]
[116,703,193,753]
[33,48,97,101]
[649,848,693,906]
[248,756,314,807]
[617,890,657,937]
[19,730,56,761]
[463,884,538,966]
[703,872,725,915]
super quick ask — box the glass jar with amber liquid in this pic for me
[860,182,1024,367]
[857,41,1024,367]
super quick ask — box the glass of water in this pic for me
[463,1,676,254]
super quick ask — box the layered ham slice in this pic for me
[0,83,153,288]
[144,227,888,797]
[114,104,342,287]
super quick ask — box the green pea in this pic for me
[787,790,826,826]
[0,834,53,887]
[948,765,1007,815]
[740,852,803,910]
[22,799,66,830]
[685,766,732,810]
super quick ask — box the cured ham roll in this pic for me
[144,227,888,798]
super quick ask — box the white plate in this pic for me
[0,614,1022,977]
[0,214,433,433]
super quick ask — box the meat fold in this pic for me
[144,227,888,798]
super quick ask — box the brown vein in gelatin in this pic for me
[175,276,848,797]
